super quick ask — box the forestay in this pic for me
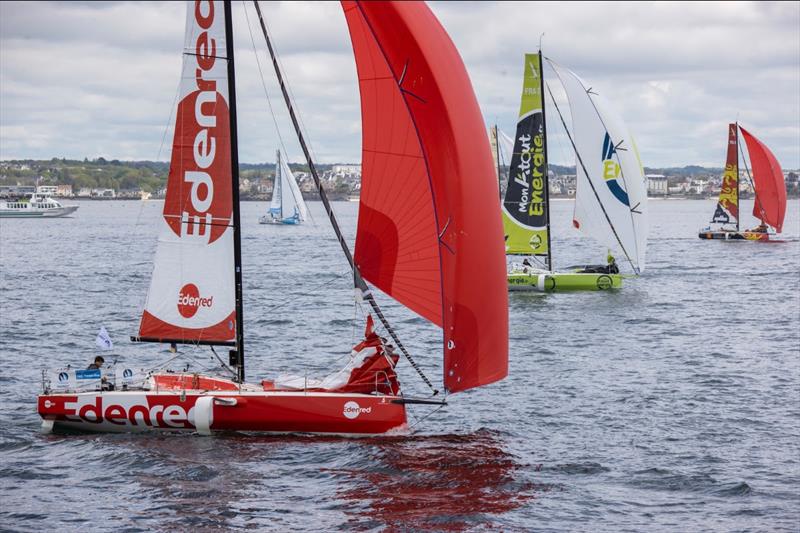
[342,1,508,393]
[550,61,648,273]
[138,0,237,344]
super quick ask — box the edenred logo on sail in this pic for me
[177,283,213,318]
[163,0,232,244]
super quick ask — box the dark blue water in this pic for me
[1,199,798,531]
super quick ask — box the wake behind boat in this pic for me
[38,0,508,436]
[0,189,78,218]
[698,123,786,241]
[497,52,647,292]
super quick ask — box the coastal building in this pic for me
[646,174,668,196]
[37,185,58,196]
[55,184,73,197]
[0,185,36,198]
[91,188,115,198]
[332,164,361,175]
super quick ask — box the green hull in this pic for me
[508,270,622,292]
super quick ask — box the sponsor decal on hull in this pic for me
[41,395,198,430]
[343,401,372,420]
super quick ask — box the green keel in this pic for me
[508,270,623,292]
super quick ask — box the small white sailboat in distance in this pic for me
[259,149,308,225]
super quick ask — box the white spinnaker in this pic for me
[549,61,648,272]
[281,155,308,221]
[139,0,236,341]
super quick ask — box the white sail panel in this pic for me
[269,150,282,217]
[138,0,236,343]
[550,62,647,272]
[280,154,307,222]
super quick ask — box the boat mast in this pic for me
[735,122,740,232]
[225,1,246,383]
[493,124,502,201]
[251,0,437,395]
[538,50,553,271]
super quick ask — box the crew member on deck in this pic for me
[606,252,619,274]
[87,356,104,370]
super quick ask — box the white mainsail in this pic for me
[549,61,648,272]
[269,149,283,218]
[267,150,307,223]
[280,152,307,222]
[138,0,237,343]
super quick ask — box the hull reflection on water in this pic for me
[331,429,543,530]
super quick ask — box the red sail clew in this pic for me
[739,126,786,233]
[342,1,508,393]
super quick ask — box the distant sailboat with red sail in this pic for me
[699,123,786,241]
[38,0,508,435]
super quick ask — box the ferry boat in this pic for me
[0,189,79,218]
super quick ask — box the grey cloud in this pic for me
[1,1,797,168]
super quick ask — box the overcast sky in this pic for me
[1,1,798,168]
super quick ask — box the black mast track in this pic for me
[225,1,246,383]
[544,81,637,274]
[538,51,553,271]
[251,0,437,395]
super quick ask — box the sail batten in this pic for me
[343,0,508,393]
[739,126,786,233]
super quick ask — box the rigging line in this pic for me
[545,81,638,274]
[737,134,768,226]
[409,401,447,433]
[242,3,290,170]
[546,59,642,272]
[243,3,317,226]
[261,269,351,315]
[209,345,238,378]
[252,0,437,395]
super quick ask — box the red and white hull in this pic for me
[38,390,408,436]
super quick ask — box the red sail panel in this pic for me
[740,126,787,233]
[342,1,508,393]
[138,0,237,344]
[712,124,739,224]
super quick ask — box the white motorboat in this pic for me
[0,190,79,218]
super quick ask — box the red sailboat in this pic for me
[38,0,508,435]
[699,123,787,241]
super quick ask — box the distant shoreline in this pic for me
[46,194,800,202]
